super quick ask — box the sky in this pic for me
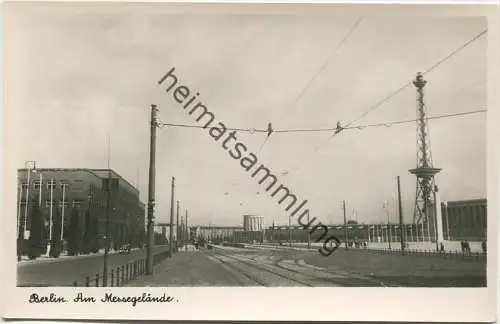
[6,3,488,228]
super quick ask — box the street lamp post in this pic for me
[18,161,38,261]
[383,201,392,250]
[60,183,67,247]
[288,216,292,247]
[23,161,37,240]
[307,210,311,249]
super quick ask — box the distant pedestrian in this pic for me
[481,240,486,253]
[463,240,471,255]
[440,242,444,253]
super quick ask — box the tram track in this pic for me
[212,248,398,287]
[209,248,314,287]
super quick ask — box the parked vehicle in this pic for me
[119,243,131,254]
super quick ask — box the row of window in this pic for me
[20,200,129,210]
[20,200,83,207]
[21,180,70,190]
[447,205,487,228]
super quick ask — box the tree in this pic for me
[50,206,62,257]
[81,209,92,254]
[28,205,44,259]
[66,208,81,256]
[347,220,359,225]
[90,216,100,253]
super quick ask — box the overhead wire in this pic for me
[158,109,486,133]
[279,28,488,176]
[255,17,364,154]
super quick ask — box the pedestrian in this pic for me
[481,240,486,253]
[440,242,444,253]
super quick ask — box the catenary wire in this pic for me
[275,16,364,123]
[256,17,364,154]
[158,109,486,133]
[279,28,488,175]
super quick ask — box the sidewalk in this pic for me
[17,245,169,267]
[17,248,130,266]
[126,247,243,287]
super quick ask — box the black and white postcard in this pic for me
[1,1,498,322]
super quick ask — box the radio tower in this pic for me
[409,72,441,242]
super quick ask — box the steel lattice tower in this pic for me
[408,72,442,241]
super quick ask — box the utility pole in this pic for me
[176,200,180,252]
[307,210,311,249]
[103,135,112,285]
[146,104,158,275]
[288,215,292,247]
[397,176,405,254]
[343,200,348,250]
[169,177,175,257]
[384,201,392,250]
[185,209,188,243]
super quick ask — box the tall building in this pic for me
[243,215,264,231]
[17,168,146,253]
[442,199,487,241]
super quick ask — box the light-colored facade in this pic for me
[243,215,264,232]
[193,226,243,242]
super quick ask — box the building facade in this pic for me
[243,215,264,232]
[193,226,243,243]
[17,168,146,254]
[442,198,487,241]
[263,198,487,244]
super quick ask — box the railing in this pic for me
[351,247,487,260]
[72,250,171,287]
[251,243,486,260]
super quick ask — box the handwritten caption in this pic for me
[29,292,179,307]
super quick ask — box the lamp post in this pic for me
[383,201,392,250]
[288,215,292,247]
[23,161,37,241]
[46,179,55,257]
[60,183,68,247]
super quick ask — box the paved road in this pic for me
[17,245,170,287]
[126,245,486,287]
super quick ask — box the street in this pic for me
[126,245,486,287]
[17,245,169,287]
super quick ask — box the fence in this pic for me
[349,247,487,260]
[72,250,171,287]
[249,243,486,261]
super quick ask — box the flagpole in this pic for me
[23,168,31,240]
[47,179,54,256]
[103,134,112,286]
[17,182,22,239]
[39,173,43,207]
[61,184,66,242]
